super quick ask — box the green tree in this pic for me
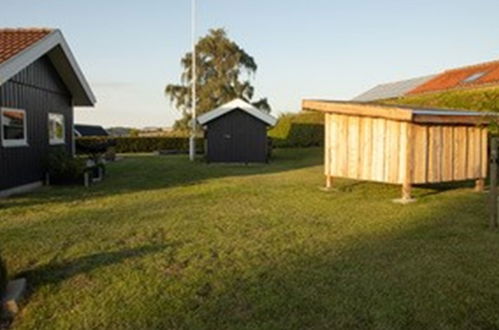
[166,28,270,130]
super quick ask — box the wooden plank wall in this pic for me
[325,113,407,184]
[411,124,487,184]
[325,113,488,185]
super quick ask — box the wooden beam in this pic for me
[302,100,413,122]
[413,114,489,126]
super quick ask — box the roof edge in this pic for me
[0,29,96,106]
[197,99,277,126]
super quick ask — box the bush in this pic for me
[0,256,7,299]
[76,137,204,154]
[269,111,324,148]
[46,149,86,184]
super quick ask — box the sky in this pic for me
[2,0,499,128]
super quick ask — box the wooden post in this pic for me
[326,175,333,189]
[402,123,415,202]
[489,137,498,229]
[475,178,485,192]
[402,181,412,201]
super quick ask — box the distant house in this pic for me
[74,124,108,137]
[408,60,499,95]
[0,28,95,197]
[352,75,436,102]
[353,59,499,101]
[197,99,277,163]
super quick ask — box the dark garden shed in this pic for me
[197,99,277,163]
[0,28,95,197]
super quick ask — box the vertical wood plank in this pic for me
[428,126,443,183]
[385,120,400,184]
[360,117,373,181]
[347,116,360,179]
[467,127,477,178]
[402,123,414,200]
[453,126,467,181]
[329,114,339,176]
[474,127,482,178]
[371,118,386,182]
[337,114,349,177]
[398,122,408,184]
[411,125,428,184]
[324,114,330,176]
[441,126,454,182]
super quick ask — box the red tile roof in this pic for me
[0,28,53,64]
[408,60,499,95]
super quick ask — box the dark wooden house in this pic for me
[0,28,95,197]
[197,99,277,163]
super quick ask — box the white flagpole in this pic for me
[189,0,197,161]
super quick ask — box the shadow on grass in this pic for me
[0,148,323,210]
[164,194,498,329]
[18,244,169,289]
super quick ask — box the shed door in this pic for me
[206,110,267,163]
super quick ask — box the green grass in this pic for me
[1,148,498,329]
[379,85,499,112]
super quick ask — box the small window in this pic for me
[1,108,28,147]
[48,113,65,145]
[463,72,486,83]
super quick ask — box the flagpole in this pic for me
[189,0,197,161]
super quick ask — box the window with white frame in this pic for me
[1,108,28,147]
[48,113,65,145]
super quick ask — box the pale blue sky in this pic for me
[2,0,499,127]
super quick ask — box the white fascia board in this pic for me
[0,30,96,106]
[197,99,277,126]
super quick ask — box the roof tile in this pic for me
[0,28,53,64]
[408,60,499,95]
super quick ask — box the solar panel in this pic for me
[463,72,486,83]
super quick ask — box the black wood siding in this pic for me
[0,55,73,190]
[205,109,268,163]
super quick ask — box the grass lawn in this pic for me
[1,148,498,329]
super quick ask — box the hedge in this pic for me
[76,137,204,154]
[269,111,324,148]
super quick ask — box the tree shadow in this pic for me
[18,244,172,289]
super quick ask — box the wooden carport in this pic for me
[303,100,493,202]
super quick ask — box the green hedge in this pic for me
[76,137,204,154]
[0,256,7,300]
[380,86,499,112]
[269,111,324,148]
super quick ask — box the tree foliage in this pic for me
[166,28,270,130]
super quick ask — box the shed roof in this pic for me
[352,75,436,102]
[303,100,497,125]
[0,28,95,106]
[197,99,277,126]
